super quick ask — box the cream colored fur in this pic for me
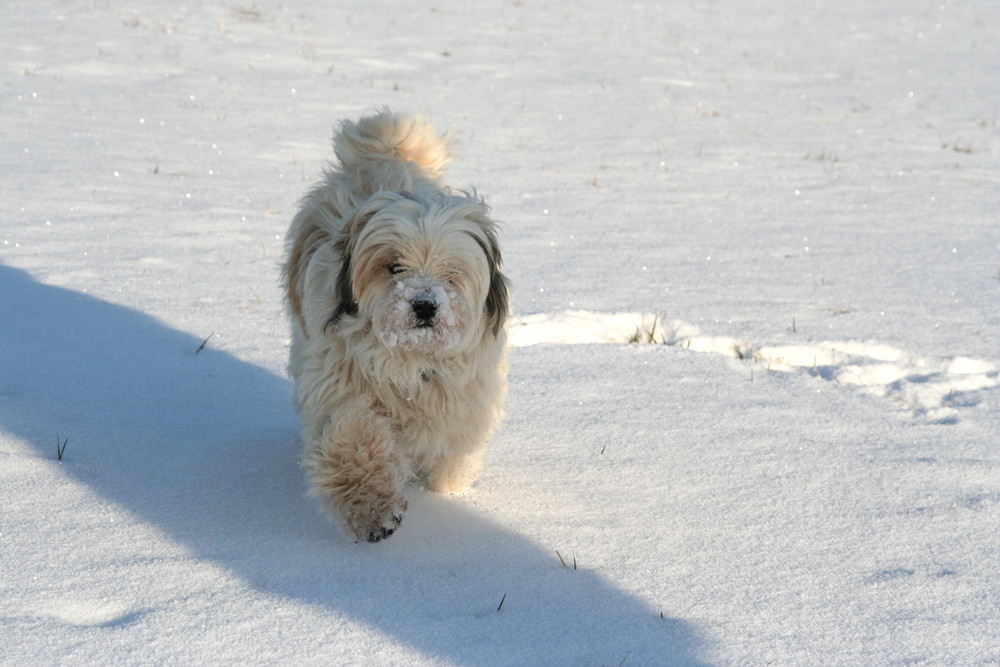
[283,109,509,543]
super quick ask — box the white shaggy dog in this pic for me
[283,109,509,543]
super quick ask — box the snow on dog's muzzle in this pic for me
[374,279,468,352]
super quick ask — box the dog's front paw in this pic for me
[305,414,410,543]
[345,496,407,543]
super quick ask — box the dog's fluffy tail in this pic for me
[333,108,451,178]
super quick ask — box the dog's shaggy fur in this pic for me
[283,110,509,542]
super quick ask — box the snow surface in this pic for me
[2,0,998,664]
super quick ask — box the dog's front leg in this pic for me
[304,408,408,543]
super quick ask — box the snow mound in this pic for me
[510,311,999,423]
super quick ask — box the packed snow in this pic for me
[2,0,998,664]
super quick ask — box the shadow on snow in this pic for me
[0,265,706,665]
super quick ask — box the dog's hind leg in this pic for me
[424,444,486,494]
[304,410,409,543]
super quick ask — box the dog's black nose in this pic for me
[412,298,437,324]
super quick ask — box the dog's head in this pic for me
[330,188,508,355]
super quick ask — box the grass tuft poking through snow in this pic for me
[55,434,68,462]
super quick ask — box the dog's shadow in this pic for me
[0,264,706,665]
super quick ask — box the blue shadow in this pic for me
[0,264,707,665]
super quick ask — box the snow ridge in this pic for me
[510,311,998,423]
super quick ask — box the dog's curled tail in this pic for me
[333,108,451,178]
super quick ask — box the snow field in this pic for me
[2,0,999,664]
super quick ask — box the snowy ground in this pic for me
[2,0,998,664]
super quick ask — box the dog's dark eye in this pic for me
[388,263,404,275]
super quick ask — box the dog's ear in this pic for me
[327,221,363,328]
[459,196,510,338]
[284,210,330,340]
[477,226,510,337]
[326,195,393,330]
[328,236,358,326]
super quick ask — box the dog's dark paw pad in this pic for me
[363,511,405,543]
[367,525,395,543]
[349,496,407,544]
